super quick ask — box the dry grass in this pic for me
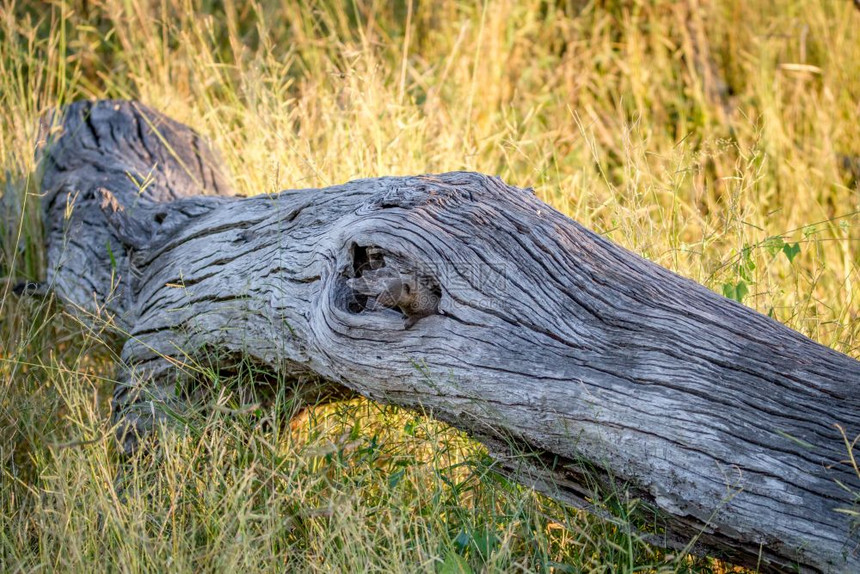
[0,0,858,571]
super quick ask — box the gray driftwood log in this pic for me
[36,100,859,572]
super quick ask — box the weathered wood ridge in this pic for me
[36,100,859,572]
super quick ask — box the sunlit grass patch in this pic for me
[1,0,859,571]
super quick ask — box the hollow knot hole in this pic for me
[345,243,441,327]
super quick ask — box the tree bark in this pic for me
[37,100,860,573]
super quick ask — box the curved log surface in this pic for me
[37,100,859,572]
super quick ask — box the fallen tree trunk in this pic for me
[36,100,859,572]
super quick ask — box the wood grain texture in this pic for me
[39,99,235,330]
[39,100,860,572]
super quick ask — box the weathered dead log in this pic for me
[36,100,859,572]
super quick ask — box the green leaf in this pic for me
[349,420,361,441]
[388,469,405,489]
[782,242,800,263]
[735,280,748,302]
[722,281,748,303]
[763,236,785,257]
[106,240,117,271]
[472,528,499,560]
[438,552,473,574]
[774,429,816,449]
[453,531,471,551]
[737,245,756,282]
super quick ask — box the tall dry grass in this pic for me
[1,0,858,571]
